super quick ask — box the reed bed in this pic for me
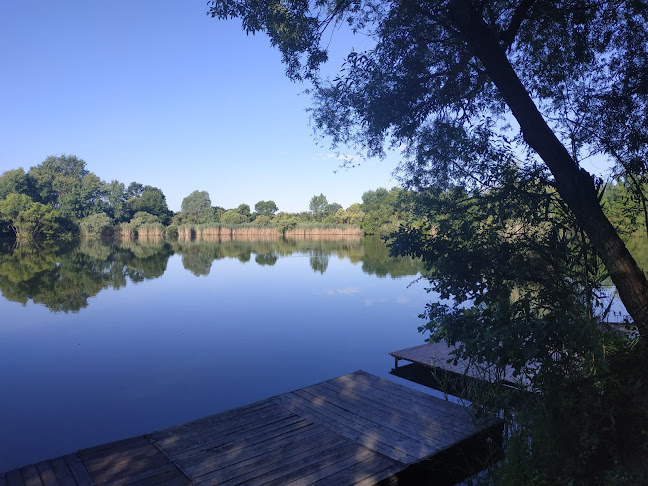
[196,224,221,238]
[230,227,280,238]
[177,225,195,240]
[113,223,135,240]
[285,224,363,238]
[175,223,361,241]
[177,224,282,240]
[136,223,164,238]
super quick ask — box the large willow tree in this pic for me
[209,0,648,335]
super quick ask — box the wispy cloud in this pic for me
[363,298,387,307]
[322,286,361,296]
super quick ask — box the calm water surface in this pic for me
[0,236,433,471]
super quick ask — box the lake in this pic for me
[0,236,433,472]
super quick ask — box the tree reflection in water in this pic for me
[0,236,423,312]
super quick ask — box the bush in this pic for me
[79,212,112,237]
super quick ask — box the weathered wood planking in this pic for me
[2,453,95,486]
[390,342,522,387]
[2,444,187,486]
[2,370,501,485]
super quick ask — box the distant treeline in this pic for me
[0,155,405,240]
[1,154,644,241]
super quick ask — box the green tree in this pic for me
[344,203,365,225]
[360,188,403,235]
[272,211,299,233]
[0,193,59,239]
[208,0,648,340]
[27,155,105,222]
[28,154,88,206]
[79,212,113,237]
[254,214,272,227]
[181,190,213,223]
[603,178,648,238]
[129,211,160,228]
[308,193,328,221]
[104,180,127,222]
[126,185,171,224]
[254,200,279,217]
[221,209,247,225]
[236,203,251,218]
[333,204,367,225]
[125,182,144,200]
[325,202,342,217]
[0,168,32,199]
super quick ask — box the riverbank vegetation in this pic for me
[1,156,644,246]
[0,156,408,241]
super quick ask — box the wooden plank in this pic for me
[62,454,93,486]
[326,375,477,439]
[279,447,391,486]
[119,467,189,486]
[310,454,403,486]
[81,441,175,485]
[3,469,23,486]
[206,430,346,484]
[95,464,186,486]
[336,371,476,422]
[19,465,42,486]
[177,417,314,471]
[390,343,520,385]
[319,377,471,433]
[82,443,165,473]
[171,415,310,463]
[78,436,150,462]
[154,402,295,456]
[34,462,57,486]
[345,371,488,428]
[149,400,276,445]
[181,423,329,477]
[312,380,461,447]
[295,387,450,457]
[291,386,445,456]
[168,409,301,459]
[49,457,77,486]
[226,441,366,486]
[271,391,417,464]
[195,429,351,486]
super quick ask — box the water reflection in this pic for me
[0,236,423,312]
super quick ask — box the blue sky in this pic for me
[0,1,399,213]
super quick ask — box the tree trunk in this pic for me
[451,8,648,333]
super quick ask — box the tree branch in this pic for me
[500,0,536,50]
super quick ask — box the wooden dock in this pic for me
[389,343,525,399]
[1,370,501,486]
